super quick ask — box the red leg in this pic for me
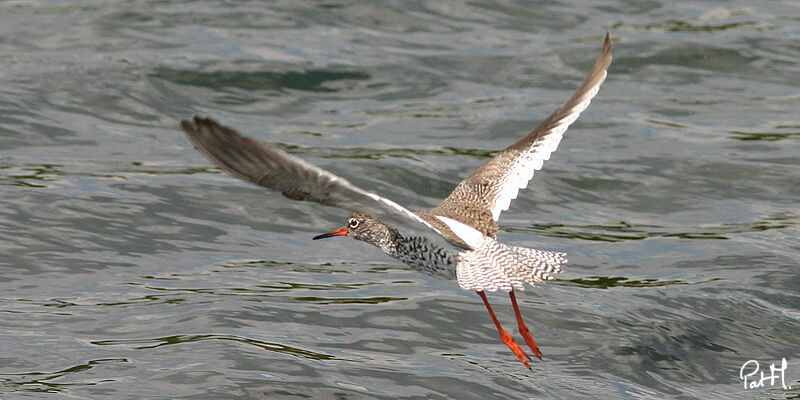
[477,290,531,369]
[509,289,542,360]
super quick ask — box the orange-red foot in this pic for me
[499,329,531,369]
[477,290,533,369]
[509,289,543,360]
[516,320,542,360]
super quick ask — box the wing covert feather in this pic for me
[433,32,613,236]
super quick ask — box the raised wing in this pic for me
[181,116,469,251]
[432,32,613,237]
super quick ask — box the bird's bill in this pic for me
[312,226,348,240]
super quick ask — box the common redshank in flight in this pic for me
[181,32,612,369]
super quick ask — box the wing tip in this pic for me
[180,114,218,134]
[179,118,195,136]
[601,30,613,62]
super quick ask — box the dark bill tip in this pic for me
[312,226,348,240]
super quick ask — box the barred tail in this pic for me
[455,240,567,292]
[505,245,566,289]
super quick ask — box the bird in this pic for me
[180,32,612,369]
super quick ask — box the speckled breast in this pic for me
[390,235,459,280]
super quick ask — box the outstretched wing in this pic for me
[181,116,469,250]
[432,32,613,237]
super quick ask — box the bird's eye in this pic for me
[348,218,359,229]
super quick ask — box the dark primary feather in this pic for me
[180,116,469,251]
[432,32,613,237]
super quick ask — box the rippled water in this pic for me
[1,1,799,399]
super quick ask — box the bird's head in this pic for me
[313,213,392,247]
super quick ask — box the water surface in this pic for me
[1,1,798,399]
